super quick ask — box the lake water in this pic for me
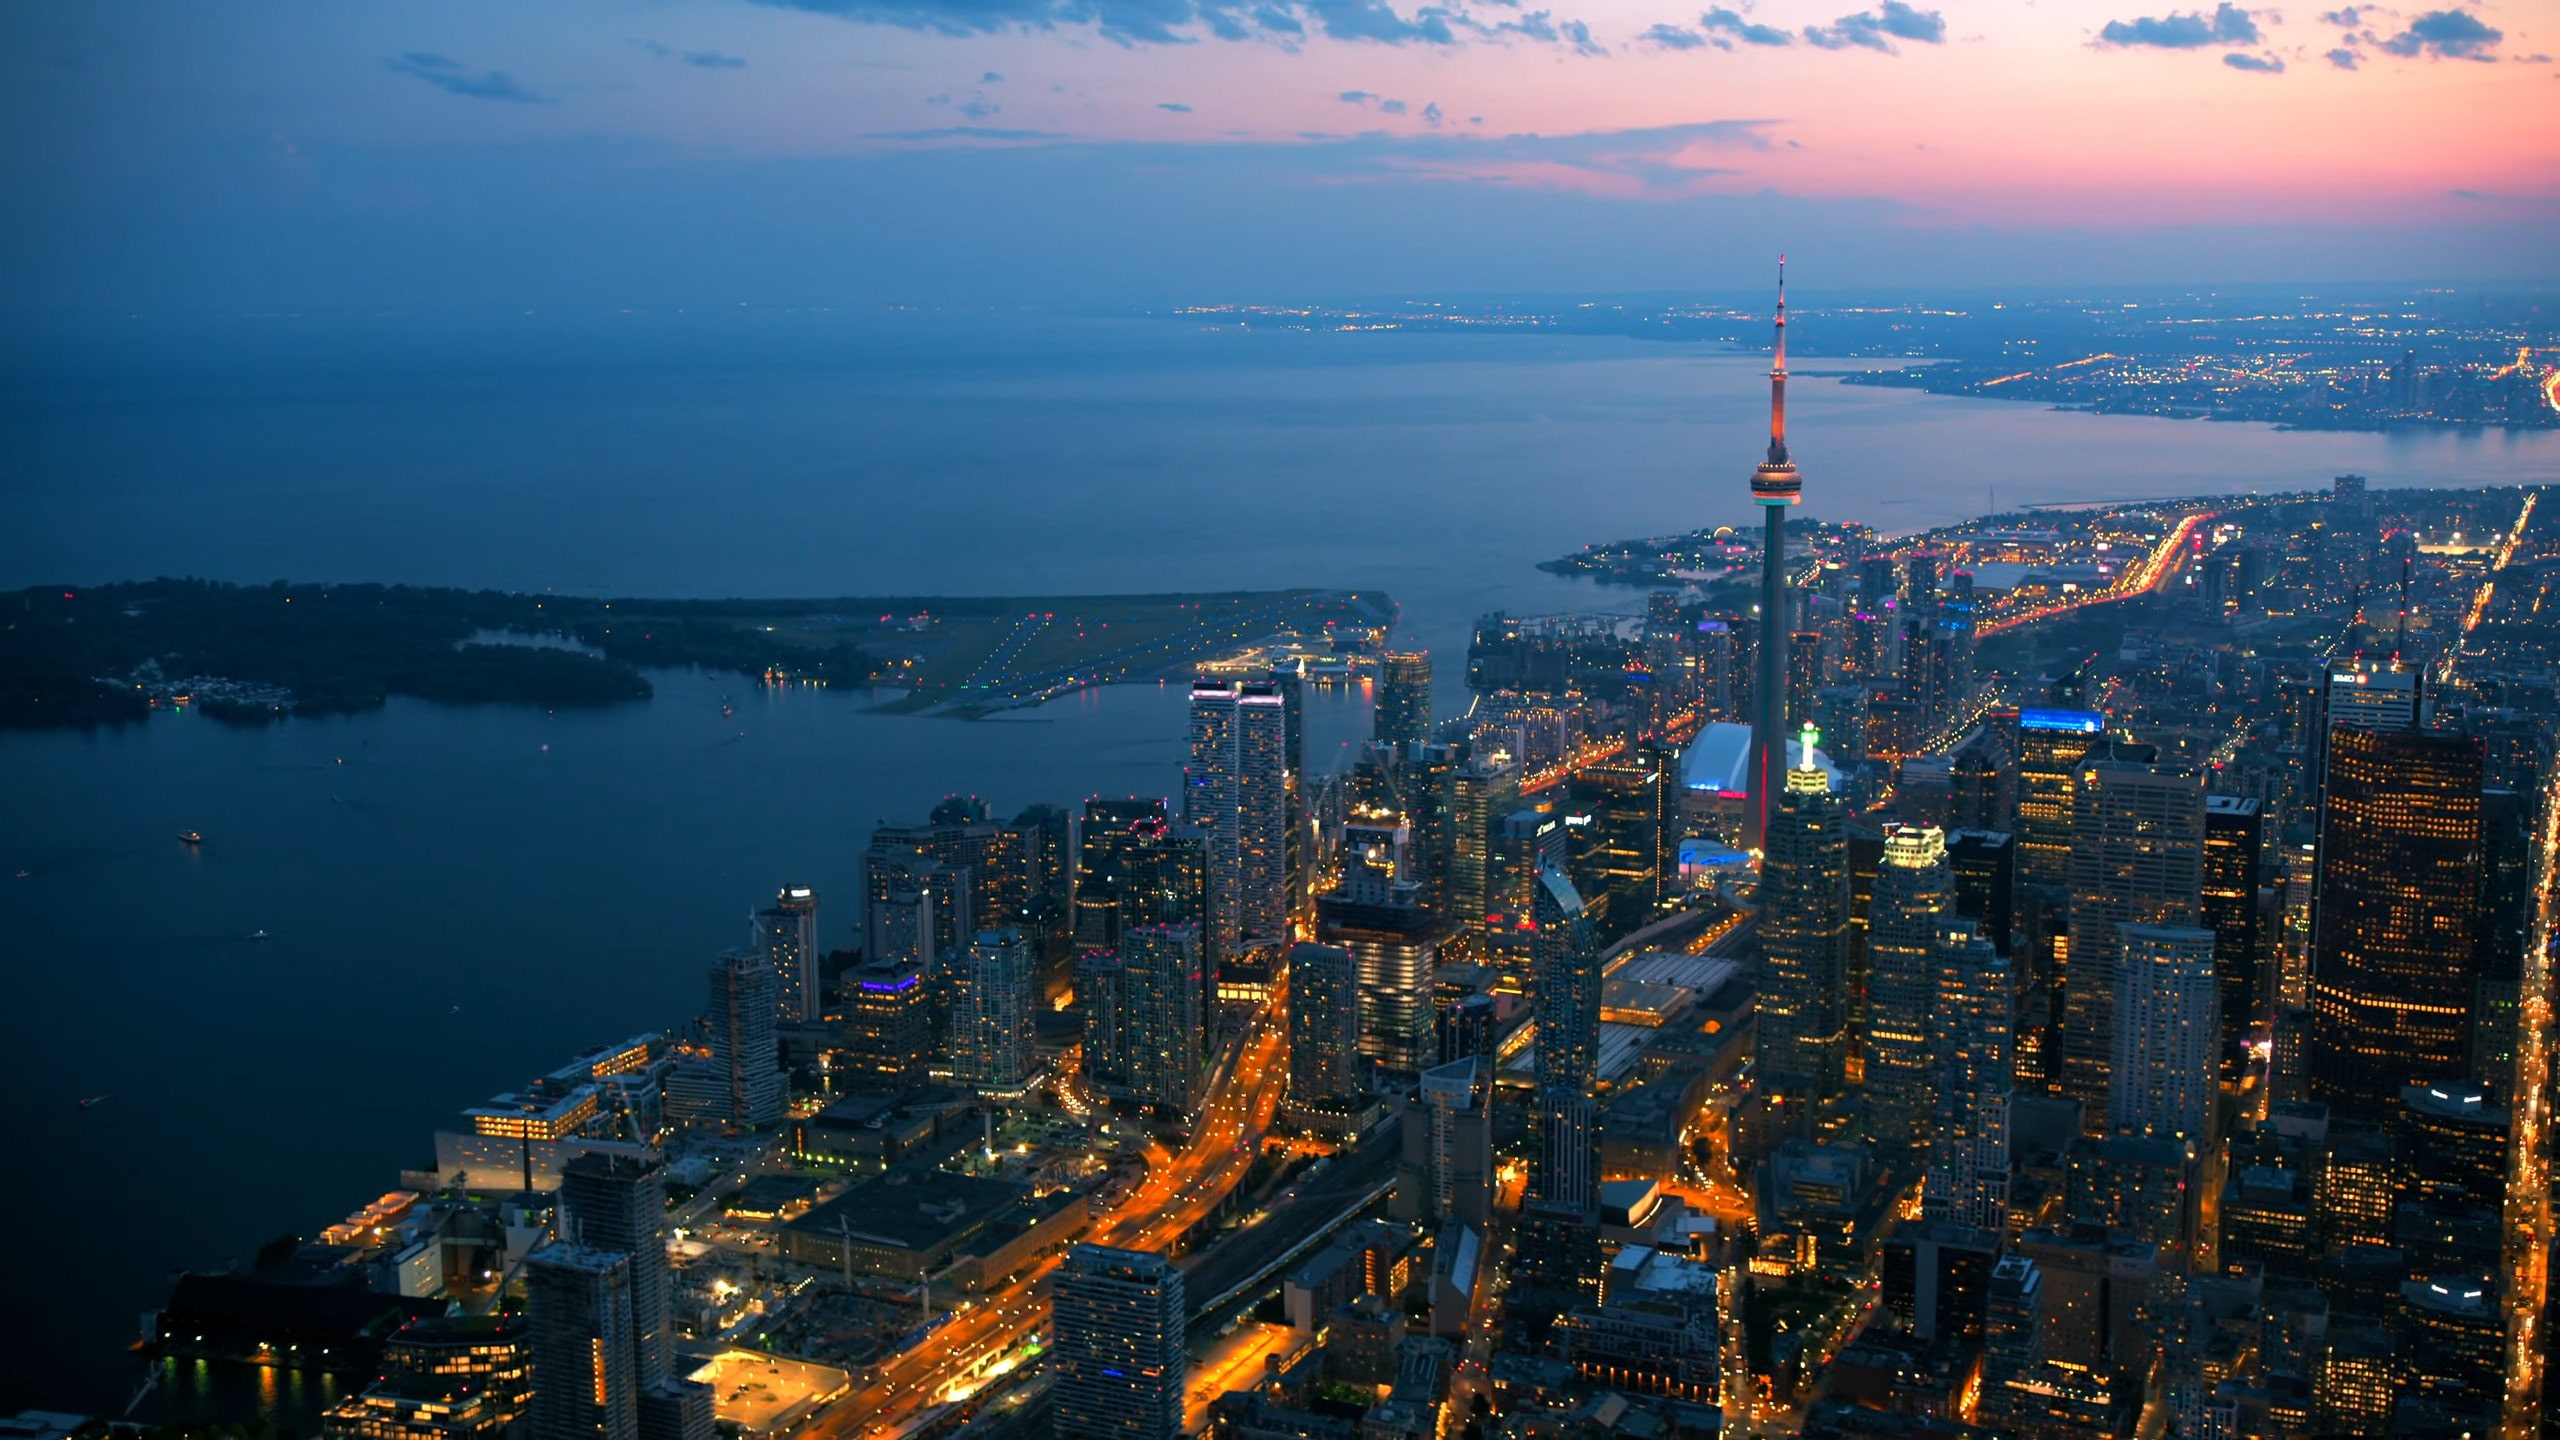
[4,312,2556,1413]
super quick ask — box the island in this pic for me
[0,581,1394,730]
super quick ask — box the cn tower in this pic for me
[1743,258,1799,850]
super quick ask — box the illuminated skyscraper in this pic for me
[2013,709,2105,892]
[2106,925,2219,1147]
[1185,679,1289,959]
[1744,259,1800,851]
[1287,942,1360,1107]
[2308,724,2483,1123]
[1756,725,1851,1136]
[1374,650,1434,752]
[838,957,928,1083]
[1925,922,2012,1231]
[1318,814,1439,1073]
[954,927,1035,1094]
[1581,744,1675,938]
[1053,1246,1186,1440]
[1868,825,1954,1146]
[755,885,821,1024]
[1121,923,1205,1117]
[2060,749,2204,1127]
[525,1246,638,1440]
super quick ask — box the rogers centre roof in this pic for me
[1680,722,1836,796]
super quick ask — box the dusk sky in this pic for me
[4,0,2553,311]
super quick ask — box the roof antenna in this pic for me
[2395,553,2411,662]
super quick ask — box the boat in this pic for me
[248,929,269,941]
[179,831,203,845]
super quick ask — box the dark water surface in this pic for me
[5,312,2556,1412]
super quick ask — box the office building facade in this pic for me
[1053,1246,1187,1440]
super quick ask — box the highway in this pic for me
[2501,752,2560,1440]
[1974,507,2214,640]
[801,998,1294,1438]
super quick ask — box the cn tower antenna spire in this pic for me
[1767,255,1790,467]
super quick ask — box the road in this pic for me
[2501,752,2560,1439]
[801,998,1294,1437]
[1974,507,2214,640]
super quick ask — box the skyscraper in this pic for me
[1529,863,1602,1214]
[1317,814,1439,1073]
[1053,1245,1186,1440]
[1374,651,1434,753]
[1868,825,1954,1146]
[2469,786,2528,1087]
[1744,260,1801,851]
[525,1246,638,1440]
[557,1153,671,1389]
[1287,942,1360,1108]
[1185,678,1289,958]
[1072,799,1212,969]
[1756,725,1852,1137]
[1926,922,2012,1231]
[755,885,821,1024]
[2013,708,2105,892]
[2308,724,2483,1122]
[1446,750,1519,957]
[2060,750,2204,1127]
[1945,828,2016,957]
[954,927,1035,1094]
[2200,796,2264,1079]
[667,950,785,1131]
[2106,925,2219,1147]
[838,957,928,1084]
[1120,924,1205,1117]
[1397,1055,1495,1227]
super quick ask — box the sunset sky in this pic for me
[3,0,2552,309]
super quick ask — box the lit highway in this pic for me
[799,997,1292,1438]
[1973,507,2215,639]
[2500,752,2558,1440]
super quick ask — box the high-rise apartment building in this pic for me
[2014,709,2106,892]
[1925,922,2012,1231]
[667,950,785,1131]
[2107,925,2219,1147]
[1120,924,1205,1117]
[1579,745,1675,939]
[1485,808,1566,971]
[1375,651,1434,752]
[755,885,821,1024]
[1317,814,1440,1074]
[525,1246,638,1440]
[1185,679,1289,959]
[2200,796,2264,1078]
[2308,724,2483,1122]
[2060,750,2204,1127]
[1757,727,1852,1136]
[1287,942,1360,1108]
[954,927,1035,1094]
[1072,799,1212,966]
[1397,1055,1495,1226]
[1445,750,1519,957]
[557,1153,671,1389]
[1053,1246,1187,1440]
[1868,825,1954,1146]
[1532,865,1601,1096]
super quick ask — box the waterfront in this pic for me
[5,313,2558,1413]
